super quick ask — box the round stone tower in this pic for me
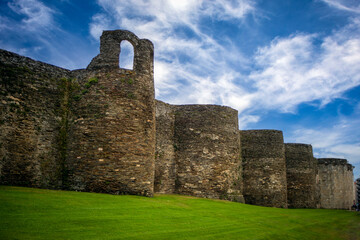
[240,130,287,208]
[285,143,317,208]
[174,105,244,202]
[317,158,354,209]
[66,30,155,196]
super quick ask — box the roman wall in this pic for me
[317,158,354,209]
[66,30,155,196]
[173,105,244,202]
[240,130,288,208]
[0,49,70,188]
[0,29,356,209]
[285,143,317,208]
[154,100,176,193]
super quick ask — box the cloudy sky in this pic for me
[1,0,360,178]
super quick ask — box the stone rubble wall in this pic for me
[0,29,356,209]
[173,104,244,202]
[240,130,288,208]
[154,100,176,193]
[317,158,355,209]
[0,49,70,189]
[285,143,317,208]
[66,30,155,196]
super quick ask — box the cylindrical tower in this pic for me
[154,100,176,193]
[285,143,317,208]
[317,158,354,209]
[66,30,155,196]
[240,130,287,208]
[174,105,244,202]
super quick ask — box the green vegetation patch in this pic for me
[0,186,359,240]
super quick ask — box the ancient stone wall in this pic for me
[285,143,317,208]
[0,49,70,188]
[66,30,155,196]
[317,158,354,209]
[154,100,176,193]
[0,29,356,208]
[356,178,360,204]
[240,130,287,208]
[173,105,244,202]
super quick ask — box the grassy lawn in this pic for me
[0,186,359,240]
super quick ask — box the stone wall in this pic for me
[0,29,356,208]
[317,158,354,209]
[356,178,360,204]
[0,49,70,188]
[285,143,317,208]
[154,100,176,193]
[240,130,287,208]
[173,105,244,202]
[66,30,155,196]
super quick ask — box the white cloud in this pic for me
[7,0,56,30]
[238,115,260,129]
[320,0,360,14]
[92,0,255,111]
[249,19,360,113]
[89,13,112,40]
[287,113,360,177]
[90,0,360,133]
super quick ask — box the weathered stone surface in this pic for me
[154,100,176,193]
[174,105,244,202]
[285,143,317,208]
[0,30,155,197]
[356,178,360,205]
[87,30,153,74]
[0,49,70,188]
[66,30,155,196]
[240,130,287,208]
[317,158,354,209]
[0,29,356,208]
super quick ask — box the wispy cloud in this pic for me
[92,0,256,111]
[89,13,111,40]
[7,0,56,30]
[320,0,360,14]
[249,19,360,113]
[1,0,96,69]
[287,110,360,176]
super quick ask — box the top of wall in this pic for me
[285,143,312,147]
[87,30,154,74]
[318,158,354,169]
[0,49,70,76]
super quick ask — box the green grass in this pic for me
[0,186,359,240]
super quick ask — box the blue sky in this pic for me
[1,0,360,178]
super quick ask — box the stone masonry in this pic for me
[66,30,155,196]
[1,30,155,197]
[240,130,288,208]
[154,100,176,193]
[173,104,244,202]
[285,143,317,208]
[317,158,354,209]
[0,29,355,208]
[0,49,70,189]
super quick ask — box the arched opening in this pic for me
[119,40,134,70]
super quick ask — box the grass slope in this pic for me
[0,186,359,240]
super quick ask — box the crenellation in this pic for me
[0,29,355,209]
